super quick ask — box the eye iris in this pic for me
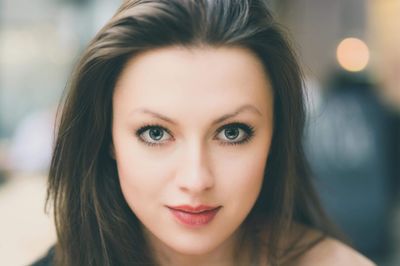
[149,128,163,140]
[224,127,239,140]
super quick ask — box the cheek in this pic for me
[218,144,269,203]
[117,157,165,192]
[222,157,266,194]
[114,140,169,212]
[113,128,165,187]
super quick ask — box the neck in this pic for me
[142,225,254,266]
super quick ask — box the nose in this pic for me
[176,141,215,194]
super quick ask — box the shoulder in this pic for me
[289,229,376,266]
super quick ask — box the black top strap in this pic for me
[30,245,55,266]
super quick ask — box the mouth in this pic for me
[166,205,222,227]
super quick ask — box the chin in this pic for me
[164,234,223,256]
[170,244,216,256]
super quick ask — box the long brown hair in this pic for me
[46,0,339,265]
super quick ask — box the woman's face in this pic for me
[112,46,274,259]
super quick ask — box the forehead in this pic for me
[113,45,273,115]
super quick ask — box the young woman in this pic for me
[33,0,375,265]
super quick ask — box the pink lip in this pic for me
[167,205,222,227]
[168,205,220,213]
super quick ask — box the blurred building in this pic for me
[0,1,122,265]
[0,0,122,173]
[274,1,400,265]
[0,0,121,139]
[368,0,400,111]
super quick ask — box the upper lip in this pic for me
[167,205,221,213]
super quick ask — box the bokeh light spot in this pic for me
[336,37,370,72]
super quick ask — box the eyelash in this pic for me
[135,121,255,147]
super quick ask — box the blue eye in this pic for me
[135,124,172,147]
[216,122,255,146]
[135,122,255,147]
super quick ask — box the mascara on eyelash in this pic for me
[219,123,255,146]
[135,122,255,146]
[135,123,170,136]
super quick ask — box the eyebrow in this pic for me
[131,104,262,125]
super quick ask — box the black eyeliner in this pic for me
[216,121,255,146]
[135,121,255,147]
[135,123,170,147]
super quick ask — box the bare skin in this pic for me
[287,231,376,266]
[112,45,376,266]
[255,223,377,266]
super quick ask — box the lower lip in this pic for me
[168,207,221,227]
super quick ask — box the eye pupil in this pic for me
[224,127,239,140]
[149,128,163,140]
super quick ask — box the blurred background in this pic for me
[0,0,398,265]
